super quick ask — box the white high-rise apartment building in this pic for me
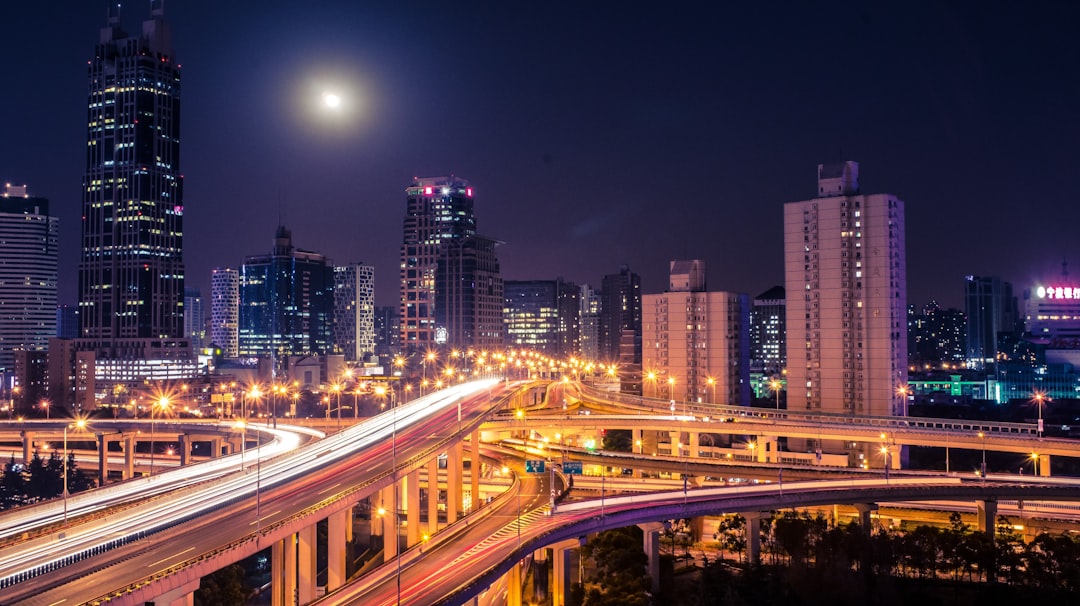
[210,268,239,357]
[783,162,907,425]
[642,260,750,406]
[334,263,376,361]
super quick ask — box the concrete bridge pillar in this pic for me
[20,430,34,464]
[551,538,583,606]
[470,429,482,513]
[123,434,135,480]
[639,522,663,595]
[406,469,421,546]
[271,533,298,606]
[756,436,777,463]
[146,579,200,606]
[977,499,998,540]
[298,524,317,604]
[507,560,523,606]
[210,437,223,457]
[669,431,681,456]
[426,458,440,534]
[97,433,110,486]
[327,509,348,592]
[742,512,765,565]
[1039,454,1051,477]
[687,432,699,458]
[382,484,399,559]
[853,503,878,535]
[178,434,191,466]
[447,442,464,523]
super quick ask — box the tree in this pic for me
[195,564,251,605]
[0,454,26,509]
[581,527,650,606]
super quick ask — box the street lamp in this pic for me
[667,376,676,401]
[1032,391,1050,438]
[150,395,170,475]
[40,399,50,419]
[62,417,88,523]
[645,371,657,399]
[977,431,987,481]
[706,377,716,404]
[770,379,782,410]
[1030,452,1040,476]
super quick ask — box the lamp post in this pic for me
[978,431,987,481]
[150,396,170,476]
[706,377,716,404]
[770,379,782,410]
[1032,391,1049,438]
[62,418,88,523]
[40,399,50,420]
[645,371,657,399]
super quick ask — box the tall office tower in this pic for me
[784,162,907,427]
[504,279,581,358]
[399,176,477,350]
[0,184,58,375]
[374,305,401,359]
[599,266,642,365]
[77,4,188,360]
[210,268,239,357]
[184,287,205,351]
[964,275,1018,372]
[579,284,600,361]
[333,263,376,361]
[643,260,750,406]
[909,301,966,365]
[240,226,334,363]
[750,286,786,376]
[434,236,504,351]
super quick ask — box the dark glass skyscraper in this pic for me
[78,2,184,345]
[599,266,642,365]
[400,176,477,350]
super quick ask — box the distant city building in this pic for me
[504,279,581,358]
[750,286,786,376]
[579,284,600,361]
[210,268,239,357]
[434,235,504,351]
[56,304,78,339]
[642,260,750,406]
[599,265,642,365]
[784,161,907,426]
[374,305,401,359]
[399,176,477,350]
[73,4,194,404]
[333,263,375,361]
[1025,281,1080,345]
[965,275,1019,370]
[908,301,966,366]
[0,184,57,375]
[184,287,205,352]
[239,226,334,366]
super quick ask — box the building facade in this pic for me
[504,279,581,358]
[434,235,504,351]
[599,265,642,365]
[0,185,58,375]
[749,286,786,376]
[333,263,375,361]
[399,176,477,350]
[239,226,334,365]
[642,260,750,406]
[783,161,907,423]
[210,268,239,357]
[965,275,1018,370]
[184,287,205,352]
[579,284,600,361]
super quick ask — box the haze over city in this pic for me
[3,1,1079,307]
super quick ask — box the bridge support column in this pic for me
[447,442,464,523]
[210,437,223,457]
[97,433,110,486]
[639,522,663,595]
[406,469,421,546]
[756,437,776,463]
[327,509,347,592]
[687,432,699,458]
[854,503,878,535]
[551,538,582,606]
[298,524,317,604]
[977,499,998,540]
[146,579,200,606]
[507,560,523,606]
[427,458,439,534]
[669,431,680,456]
[123,434,135,480]
[20,430,33,464]
[742,512,765,565]
[1039,454,1051,477]
[272,534,298,606]
[382,484,398,558]
[178,434,191,466]
[470,429,482,513]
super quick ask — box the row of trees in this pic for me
[0,451,95,510]
[712,510,1080,590]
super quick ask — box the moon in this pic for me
[323,92,341,109]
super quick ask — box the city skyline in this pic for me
[2,2,1079,311]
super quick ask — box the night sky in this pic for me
[2,1,1078,310]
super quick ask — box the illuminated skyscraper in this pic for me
[504,279,580,358]
[333,263,375,361]
[435,236,504,351]
[399,176,477,349]
[210,268,239,357]
[0,184,57,375]
[784,162,907,422]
